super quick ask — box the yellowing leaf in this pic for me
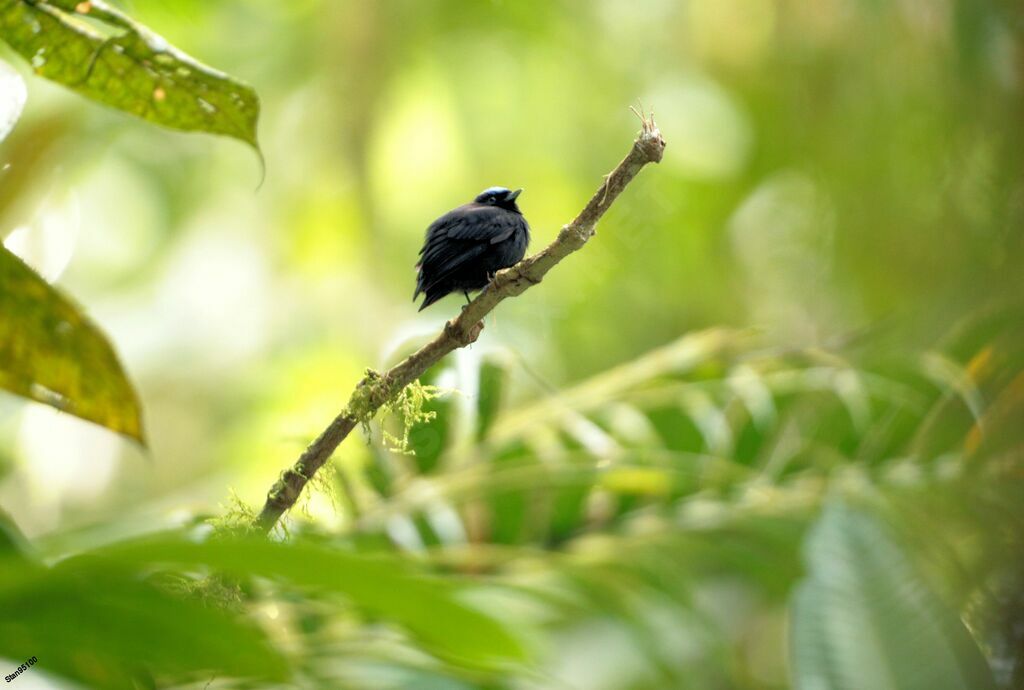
[0,246,144,442]
[598,466,672,496]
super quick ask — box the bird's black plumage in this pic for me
[414,187,530,311]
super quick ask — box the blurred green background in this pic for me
[1,1,1022,688]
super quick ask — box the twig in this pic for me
[253,109,666,533]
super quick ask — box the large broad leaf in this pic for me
[90,532,528,670]
[789,502,996,690]
[0,555,288,689]
[0,0,259,149]
[0,245,144,442]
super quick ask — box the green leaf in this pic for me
[0,555,288,688]
[789,502,996,690]
[91,532,529,670]
[0,246,144,442]
[0,0,260,149]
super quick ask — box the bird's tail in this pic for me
[417,290,444,311]
[412,266,423,302]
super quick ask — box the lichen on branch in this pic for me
[378,381,442,456]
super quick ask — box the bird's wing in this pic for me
[444,206,520,245]
[416,206,517,294]
[417,240,489,294]
[419,206,508,252]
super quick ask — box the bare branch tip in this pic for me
[630,102,664,161]
[629,104,654,135]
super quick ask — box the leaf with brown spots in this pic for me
[0,246,144,443]
[0,0,260,150]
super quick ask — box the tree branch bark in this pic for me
[254,110,666,533]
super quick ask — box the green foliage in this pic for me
[0,245,143,441]
[347,321,1023,688]
[0,549,288,688]
[94,532,527,670]
[791,502,997,690]
[0,526,526,687]
[0,0,260,149]
[0,322,1019,688]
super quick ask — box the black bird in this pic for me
[414,186,530,311]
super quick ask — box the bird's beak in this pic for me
[506,188,523,201]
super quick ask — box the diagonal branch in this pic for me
[254,110,666,533]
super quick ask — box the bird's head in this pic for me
[474,186,523,212]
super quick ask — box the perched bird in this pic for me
[413,186,530,311]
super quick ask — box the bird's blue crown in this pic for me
[474,187,522,205]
